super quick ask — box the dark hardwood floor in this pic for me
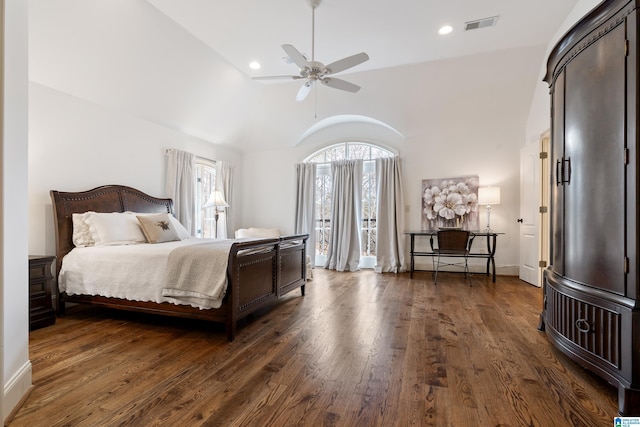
[9,269,618,426]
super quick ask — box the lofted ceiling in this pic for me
[146,0,580,80]
[28,0,585,151]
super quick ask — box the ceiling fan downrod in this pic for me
[309,0,320,62]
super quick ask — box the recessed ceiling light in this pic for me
[249,61,261,70]
[438,25,453,35]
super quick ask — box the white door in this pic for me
[519,141,540,285]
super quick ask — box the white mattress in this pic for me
[59,238,224,309]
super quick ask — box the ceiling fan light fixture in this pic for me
[253,0,368,102]
[438,25,453,35]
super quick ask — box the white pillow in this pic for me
[85,212,147,246]
[136,213,181,243]
[169,215,191,240]
[72,212,96,247]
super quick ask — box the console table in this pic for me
[406,231,502,282]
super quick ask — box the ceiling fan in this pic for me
[253,0,369,101]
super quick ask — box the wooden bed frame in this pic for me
[50,185,308,341]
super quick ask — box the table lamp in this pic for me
[478,187,500,232]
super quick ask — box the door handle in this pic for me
[564,157,571,184]
[556,157,571,185]
[517,218,524,223]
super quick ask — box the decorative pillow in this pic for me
[129,212,191,240]
[137,213,181,243]
[235,227,281,239]
[85,212,147,246]
[72,212,96,247]
[169,215,191,240]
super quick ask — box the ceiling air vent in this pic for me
[464,16,499,31]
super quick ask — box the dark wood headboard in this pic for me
[50,185,174,274]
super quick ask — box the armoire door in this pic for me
[550,70,565,276]
[562,22,626,295]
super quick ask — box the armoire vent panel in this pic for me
[547,287,620,368]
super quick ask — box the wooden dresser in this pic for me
[29,255,56,330]
[540,0,640,415]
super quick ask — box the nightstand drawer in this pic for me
[29,261,53,281]
[30,282,48,299]
[28,255,56,330]
[30,293,48,313]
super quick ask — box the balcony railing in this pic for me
[314,218,376,256]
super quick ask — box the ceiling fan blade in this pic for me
[252,75,304,81]
[296,80,315,101]
[282,44,311,70]
[323,52,369,75]
[320,77,361,93]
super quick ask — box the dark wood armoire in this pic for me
[540,0,640,416]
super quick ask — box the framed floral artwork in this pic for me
[422,175,480,230]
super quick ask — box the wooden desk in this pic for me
[406,231,502,282]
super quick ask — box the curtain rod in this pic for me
[165,148,215,165]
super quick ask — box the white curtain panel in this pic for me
[215,161,235,239]
[375,156,406,273]
[324,159,363,272]
[295,162,317,260]
[165,149,195,235]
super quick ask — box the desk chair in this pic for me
[432,229,473,286]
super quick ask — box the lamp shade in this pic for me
[203,190,228,209]
[478,187,501,205]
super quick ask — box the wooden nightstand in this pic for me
[29,255,56,330]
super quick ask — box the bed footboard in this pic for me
[278,234,308,297]
[226,238,280,340]
[224,234,308,340]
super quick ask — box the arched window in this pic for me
[304,142,394,268]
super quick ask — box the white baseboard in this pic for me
[495,265,519,276]
[4,360,32,424]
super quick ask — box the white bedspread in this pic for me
[161,240,234,309]
[59,238,232,310]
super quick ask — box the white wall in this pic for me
[28,83,244,256]
[3,0,29,420]
[28,0,259,147]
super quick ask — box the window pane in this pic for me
[348,143,370,160]
[195,162,216,238]
[370,227,377,256]
[307,152,326,163]
[315,174,332,255]
[361,168,376,256]
[326,145,346,162]
[370,147,393,159]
